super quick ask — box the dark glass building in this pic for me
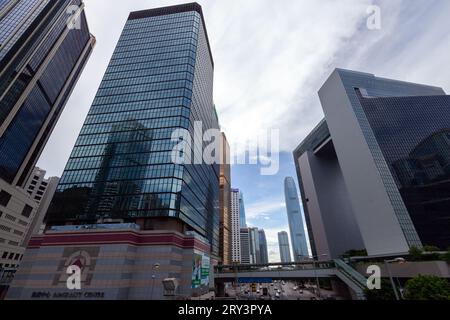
[0,0,94,276]
[357,92,450,249]
[0,0,95,187]
[46,3,221,256]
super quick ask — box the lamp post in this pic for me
[384,258,406,301]
[311,254,328,299]
[150,263,160,300]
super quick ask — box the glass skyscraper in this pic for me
[258,229,269,264]
[284,177,309,261]
[278,231,292,263]
[46,3,221,256]
[0,0,94,272]
[239,191,247,228]
[0,0,95,187]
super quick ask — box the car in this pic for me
[293,286,298,291]
[275,293,280,299]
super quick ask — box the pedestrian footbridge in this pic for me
[214,260,367,300]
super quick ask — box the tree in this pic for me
[364,279,396,300]
[423,245,440,252]
[404,275,450,300]
[409,246,423,261]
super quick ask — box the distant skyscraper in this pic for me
[259,229,269,264]
[240,228,251,264]
[0,0,94,276]
[278,231,292,263]
[219,133,231,265]
[284,177,309,261]
[294,68,450,259]
[230,188,241,263]
[249,227,260,264]
[8,3,221,300]
[239,191,247,228]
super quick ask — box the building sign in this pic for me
[191,250,210,289]
[31,291,105,299]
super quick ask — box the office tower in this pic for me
[249,227,260,264]
[8,3,220,300]
[239,191,247,228]
[278,231,292,263]
[259,229,269,264]
[240,228,251,264]
[230,188,241,263]
[0,0,94,279]
[22,167,60,245]
[294,69,450,260]
[219,133,231,265]
[284,177,309,261]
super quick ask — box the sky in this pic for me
[37,0,450,262]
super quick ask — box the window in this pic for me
[14,253,20,260]
[2,252,7,259]
[8,252,14,259]
[21,205,33,218]
[0,190,12,207]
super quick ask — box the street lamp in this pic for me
[311,254,328,299]
[151,263,161,300]
[384,258,406,301]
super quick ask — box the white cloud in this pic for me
[245,199,286,221]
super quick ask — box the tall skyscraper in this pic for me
[278,231,292,263]
[284,177,309,261]
[0,0,94,277]
[230,188,241,263]
[219,133,231,265]
[8,3,220,300]
[46,2,220,256]
[258,229,269,264]
[239,191,247,228]
[294,68,450,259]
[249,227,260,264]
[240,228,251,264]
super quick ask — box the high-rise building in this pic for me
[258,229,269,264]
[8,3,220,300]
[0,0,94,280]
[278,231,292,263]
[239,191,247,228]
[284,177,309,261]
[230,188,241,263]
[294,68,450,259]
[249,227,260,264]
[219,133,231,265]
[22,167,59,246]
[240,228,250,264]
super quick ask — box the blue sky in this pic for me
[37,0,450,262]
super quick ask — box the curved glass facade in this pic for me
[47,5,220,256]
[358,93,450,249]
[284,177,309,261]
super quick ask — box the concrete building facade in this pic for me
[294,69,450,259]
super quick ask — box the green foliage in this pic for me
[409,246,424,261]
[404,275,450,300]
[422,245,440,252]
[364,279,396,301]
[442,248,450,263]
